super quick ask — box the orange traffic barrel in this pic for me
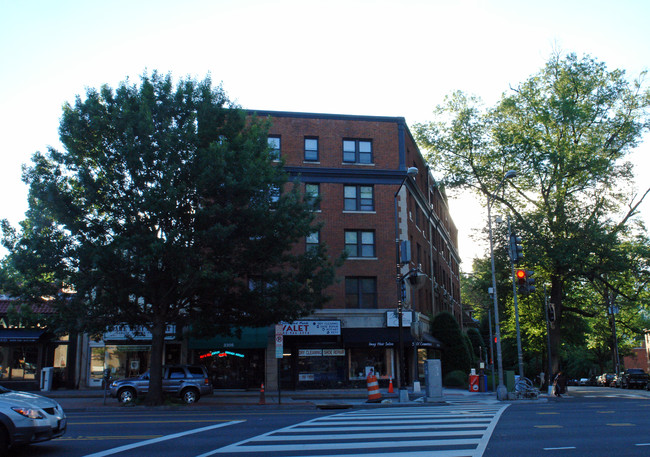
[366,373,382,402]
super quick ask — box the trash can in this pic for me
[40,367,54,391]
[469,374,480,392]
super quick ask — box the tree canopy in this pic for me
[1,72,341,404]
[416,52,650,374]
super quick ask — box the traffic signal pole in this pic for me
[508,218,525,380]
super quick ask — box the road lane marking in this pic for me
[70,419,238,425]
[636,443,650,446]
[544,447,576,450]
[536,412,559,415]
[535,425,563,428]
[596,411,615,413]
[81,420,244,457]
[61,435,162,441]
[607,423,635,426]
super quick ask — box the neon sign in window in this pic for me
[199,350,245,359]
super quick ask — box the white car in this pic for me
[0,385,66,453]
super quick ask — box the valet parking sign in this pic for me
[276,321,341,359]
[282,320,341,336]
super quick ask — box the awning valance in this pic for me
[188,327,269,349]
[0,329,47,343]
[341,328,442,349]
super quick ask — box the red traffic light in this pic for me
[516,269,526,281]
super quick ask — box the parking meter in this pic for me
[102,368,111,405]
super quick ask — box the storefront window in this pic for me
[0,346,39,380]
[90,346,106,383]
[91,345,151,381]
[297,349,346,388]
[194,349,264,389]
[348,347,394,380]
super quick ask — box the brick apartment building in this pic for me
[187,110,462,390]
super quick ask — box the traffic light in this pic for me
[516,269,535,295]
[525,270,535,294]
[509,234,524,264]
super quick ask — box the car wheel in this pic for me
[181,388,199,404]
[118,388,137,403]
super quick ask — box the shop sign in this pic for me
[368,341,395,347]
[299,373,315,381]
[322,349,345,356]
[299,349,322,357]
[104,324,176,341]
[282,320,340,335]
[386,311,413,328]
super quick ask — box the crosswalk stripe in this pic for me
[216,438,481,453]
[205,403,507,457]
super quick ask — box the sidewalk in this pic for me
[39,386,503,412]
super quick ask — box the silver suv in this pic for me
[109,365,212,404]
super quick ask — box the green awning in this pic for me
[188,327,269,349]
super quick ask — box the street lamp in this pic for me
[487,169,516,400]
[394,166,418,403]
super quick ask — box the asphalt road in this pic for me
[11,408,330,457]
[12,386,650,457]
[485,386,650,457]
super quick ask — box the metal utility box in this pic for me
[424,359,443,402]
[40,367,54,391]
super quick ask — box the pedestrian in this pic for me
[553,371,566,397]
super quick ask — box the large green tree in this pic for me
[415,53,650,373]
[2,72,340,404]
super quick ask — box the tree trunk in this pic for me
[145,315,166,406]
[549,276,564,375]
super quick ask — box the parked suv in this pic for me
[0,385,67,454]
[109,365,212,404]
[620,368,650,389]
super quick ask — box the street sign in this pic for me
[275,324,283,358]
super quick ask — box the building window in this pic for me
[268,136,281,160]
[304,137,319,162]
[344,185,374,211]
[306,231,320,252]
[305,183,320,210]
[345,230,375,258]
[269,184,280,203]
[345,277,377,309]
[343,139,372,164]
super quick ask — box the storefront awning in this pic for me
[188,327,269,349]
[0,329,47,343]
[341,328,442,349]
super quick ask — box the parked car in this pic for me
[610,372,624,387]
[109,364,212,404]
[597,373,614,387]
[620,368,650,389]
[0,385,67,454]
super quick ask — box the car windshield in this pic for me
[0,386,11,394]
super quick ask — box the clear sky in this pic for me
[1,0,648,269]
